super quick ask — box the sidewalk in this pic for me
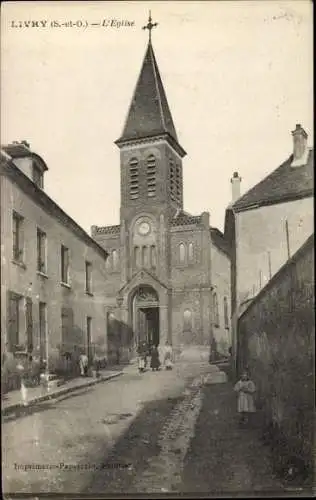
[180,380,305,496]
[1,367,125,417]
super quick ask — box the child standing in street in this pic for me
[163,341,173,370]
[234,371,256,426]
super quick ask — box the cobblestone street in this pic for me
[2,359,297,497]
[3,359,213,495]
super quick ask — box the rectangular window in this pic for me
[8,292,21,351]
[85,261,92,293]
[37,228,46,273]
[33,165,43,188]
[39,302,47,361]
[12,211,24,262]
[61,245,69,284]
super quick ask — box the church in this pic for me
[92,17,231,357]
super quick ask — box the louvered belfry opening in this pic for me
[169,157,181,204]
[146,155,156,197]
[129,158,139,199]
[169,157,176,201]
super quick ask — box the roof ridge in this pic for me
[118,43,150,142]
[149,42,166,132]
[232,149,313,211]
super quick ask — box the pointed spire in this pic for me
[115,17,185,156]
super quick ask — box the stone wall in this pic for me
[237,234,314,475]
[211,243,231,356]
[107,317,134,365]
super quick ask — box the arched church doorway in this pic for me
[131,286,159,347]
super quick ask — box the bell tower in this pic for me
[115,13,186,284]
[115,13,186,222]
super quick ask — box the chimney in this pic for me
[230,171,241,203]
[291,124,308,167]
[21,140,30,149]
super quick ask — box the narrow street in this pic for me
[3,360,212,494]
[3,360,291,496]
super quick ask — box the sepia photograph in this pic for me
[1,0,314,497]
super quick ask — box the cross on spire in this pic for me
[142,11,158,41]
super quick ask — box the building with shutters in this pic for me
[91,34,232,357]
[0,142,109,376]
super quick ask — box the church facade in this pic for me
[92,36,231,356]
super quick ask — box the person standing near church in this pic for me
[234,371,256,426]
[79,352,89,376]
[163,341,173,370]
[150,345,161,371]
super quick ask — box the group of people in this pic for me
[137,340,173,373]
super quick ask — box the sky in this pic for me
[1,1,313,233]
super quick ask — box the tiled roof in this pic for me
[233,148,314,211]
[1,156,108,260]
[116,41,178,144]
[170,211,203,227]
[94,225,121,235]
[210,227,230,257]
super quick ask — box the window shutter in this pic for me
[26,297,33,351]
[7,291,19,351]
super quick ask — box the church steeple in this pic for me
[115,14,186,158]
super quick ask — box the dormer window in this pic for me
[33,164,43,188]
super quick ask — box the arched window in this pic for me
[112,249,119,270]
[134,246,140,268]
[188,242,194,262]
[183,309,192,331]
[224,297,229,329]
[106,254,111,271]
[107,312,115,337]
[213,292,219,327]
[179,243,186,264]
[150,245,157,268]
[146,155,156,198]
[129,158,139,199]
[108,312,115,322]
[142,246,149,267]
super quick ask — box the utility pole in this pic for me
[259,270,262,289]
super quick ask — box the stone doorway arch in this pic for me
[130,285,160,347]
